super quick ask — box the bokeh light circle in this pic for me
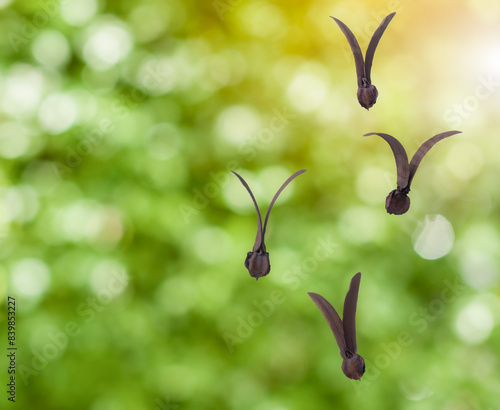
[32,30,71,68]
[11,258,51,298]
[455,301,494,344]
[412,214,454,260]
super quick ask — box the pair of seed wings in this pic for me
[232,170,307,252]
[365,131,462,191]
[308,272,361,359]
[332,12,396,88]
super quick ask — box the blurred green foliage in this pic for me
[1,0,500,409]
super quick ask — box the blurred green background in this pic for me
[1,0,499,408]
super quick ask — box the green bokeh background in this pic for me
[1,0,500,409]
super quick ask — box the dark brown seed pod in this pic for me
[308,273,365,380]
[385,189,411,215]
[232,169,306,280]
[331,12,396,110]
[363,131,462,215]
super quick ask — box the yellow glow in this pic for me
[237,2,288,40]
[128,4,168,43]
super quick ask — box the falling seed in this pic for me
[232,169,306,280]
[363,131,462,215]
[308,272,365,380]
[331,12,396,110]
